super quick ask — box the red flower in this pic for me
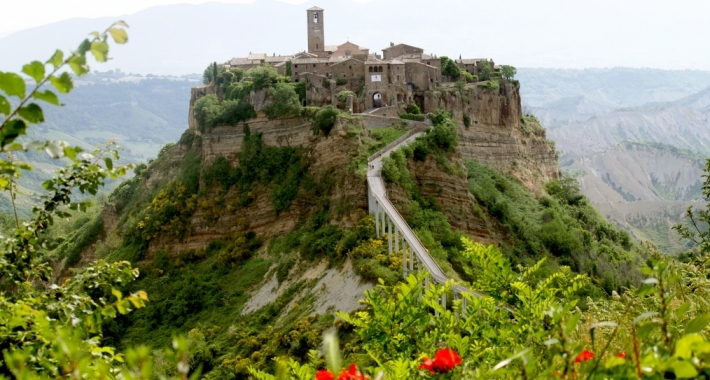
[315,369,334,380]
[617,352,626,359]
[574,349,594,363]
[433,348,462,373]
[336,364,369,380]
[419,356,436,375]
[419,348,463,374]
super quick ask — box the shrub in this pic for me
[313,106,340,136]
[406,103,421,115]
[440,56,461,80]
[294,81,306,101]
[478,80,499,90]
[336,90,355,103]
[464,72,475,83]
[478,60,492,81]
[193,94,219,128]
[265,83,302,119]
[335,78,348,86]
[192,94,256,128]
[463,115,471,129]
[399,113,425,121]
[248,65,281,90]
[322,79,331,88]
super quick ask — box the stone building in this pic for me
[227,6,496,111]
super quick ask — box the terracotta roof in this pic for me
[307,6,324,11]
[382,43,423,52]
[230,58,254,65]
[292,58,329,64]
[265,55,292,63]
[247,53,266,60]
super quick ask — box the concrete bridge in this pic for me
[366,127,496,315]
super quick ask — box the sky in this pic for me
[0,0,370,37]
[1,0,709,73]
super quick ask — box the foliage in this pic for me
[467,160,638,293]
[674,157,710,255]
[313,106,340,136]
[501,65,517,80]
[440,56,461,80]
[464,71,475,83]
[258,237,710,379]
[478,60,492,81]
[478,80,500,90]
[398,113,425,121]
[336,90,355,103]
[405,103,421,115]
[265,83,302,119]
[294,81,306,102]
[201,126,310,214]
[0,22,202,379]
[193,94,256,129]
[335,78,348,86]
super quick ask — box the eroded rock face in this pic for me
[145,116,368,257]
[423,81,560,191]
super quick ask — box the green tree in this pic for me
[440,56,461,81]
[264,83,302,119]
[479,60,492,81]
[501,64,517,80]
[313,105,340,136]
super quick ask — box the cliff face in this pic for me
[144,116,368,257]
[423,81,560,191]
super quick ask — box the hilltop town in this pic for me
[226,6,502,112]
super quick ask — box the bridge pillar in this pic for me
[387,217,393,255]
[394,225,400,266]
[409,240,414,272]
[374,203,380,239]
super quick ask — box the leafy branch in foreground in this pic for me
[0,23,198,379]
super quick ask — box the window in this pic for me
[427,61,430,65]
[316,43,319,49]
[294,64,298,68]
[313,64,316,68]
[369,67,373,73]
[313,12,318,23]
[349,65,352,69]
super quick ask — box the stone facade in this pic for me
[226,5,499,112]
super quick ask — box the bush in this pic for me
[322,79,331,88]
[294,81,306,101]
[313,106,340,136]
[440,56,461,80]
[336,90,355,103]
[192,94,256,128]
[478,80,499,90]
[464,72,475,83]
[406,103,421,115]
[248,65,281,90]
[399,113,425,121]
[335,78,348,86]
[265,83,302,119]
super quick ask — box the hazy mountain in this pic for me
[518,68,710,107]
[549,86,710,157]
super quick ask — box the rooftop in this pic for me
[307,6,324,11]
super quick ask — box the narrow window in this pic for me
[316,43,319,49]
[313,12,318,23]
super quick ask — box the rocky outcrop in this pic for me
[423,81,560,190]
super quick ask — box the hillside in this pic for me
[40,60,648,377]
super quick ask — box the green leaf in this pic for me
[77,39,91,55]
[1,119,27,147]
[112,20,129,28]
[0,72,26,98]
[34,90,59,105]
[18,103,44,123]
[45,141,64,158]
[565,313,581,335]
[108,28,128,44]
[68,55,88,76]
[675,302,692,318]
[103,157,113,170]
[90,41,109,62]
[0,95,9,115]
[634,311,659,325]
[47,49,64,68]
[670,360,698,379]
[50,72,73,94]
[686,314,710,334]
[21,61,45,83]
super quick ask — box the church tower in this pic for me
[307,6,325,55]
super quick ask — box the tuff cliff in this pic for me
[422,81,560,191]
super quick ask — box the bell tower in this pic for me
[307,6,324,55]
